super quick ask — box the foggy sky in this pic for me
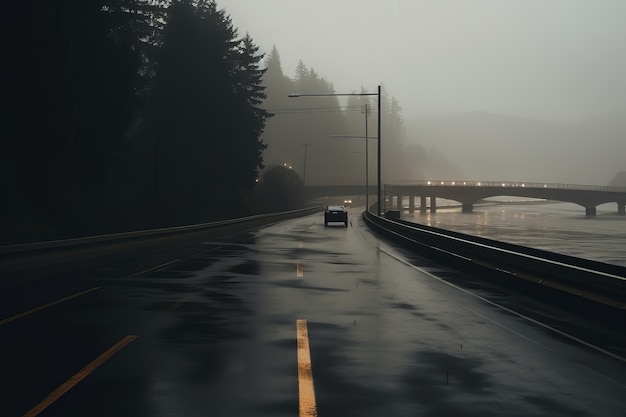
[218,0,625,123]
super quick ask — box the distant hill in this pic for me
[609,171,626,187]
[407,112,626,185]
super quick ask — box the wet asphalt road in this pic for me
[2,208,626,417]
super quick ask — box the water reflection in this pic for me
[406,201,626,267]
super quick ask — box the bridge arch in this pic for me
[385,181,626,216]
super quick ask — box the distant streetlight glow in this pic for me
[329,134,378,209]
[289,86,383,215]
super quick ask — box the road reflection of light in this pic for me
[404,201,626,267]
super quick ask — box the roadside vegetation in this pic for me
[3,0,407,244]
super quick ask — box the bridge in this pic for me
[304,185,378,202]
[302,182,626,216]
[385,180,626,216]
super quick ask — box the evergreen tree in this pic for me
[263,46,293,103]
[388,97,405,141]
[140,0,270,224]
[259,47,302,178]
[231,33,270,188]
[294,60,310,90]
[3,0,146,241]
[254,164,304,212]
[379,85,410,180]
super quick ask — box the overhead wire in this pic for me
[264,105,378,115]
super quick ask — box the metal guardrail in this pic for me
[385,180,626,193]
[0,206,323,277]
[363,210,626,312]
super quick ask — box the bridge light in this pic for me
[478,182,482,186]
[427,181,431,185]
[463,182,466,185]
[441,181,444,185]
[502,183,506,187]
[544,184,547,188]
[451,181,455,185]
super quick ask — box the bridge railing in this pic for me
[385,180,626,193]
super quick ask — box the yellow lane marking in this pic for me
[0,287,100,327]
[297,319,317,417]
[127,259,181,278]
[297,262,304,278]
[22,335,138,417]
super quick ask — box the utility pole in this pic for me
[289,86,382,215]
[362,104,370,209]
[377,85,382,216]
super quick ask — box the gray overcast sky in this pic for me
[217,0,625,123]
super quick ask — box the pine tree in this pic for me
[3,0,147,240]
[294,60,310,90]
[263,46,293,104]
[232,33,270,185]
[140,0,271,224]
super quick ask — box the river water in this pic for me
[398,199,626,268]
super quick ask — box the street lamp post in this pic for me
[363,104,370,209]
[289,85,382,215]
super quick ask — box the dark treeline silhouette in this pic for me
[259,46,425,186]
[3,0,423,245]
[609,172,626,187]
[3,0,270,244]
[137,1,269,226]
[254,164,305,212]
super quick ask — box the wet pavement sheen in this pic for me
[2,208,626,416]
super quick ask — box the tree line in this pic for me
[3,0,271,243]
[2,0,417,244]
[260,47,419,187]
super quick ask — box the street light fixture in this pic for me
[288,86,382,215]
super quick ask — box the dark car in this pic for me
[324,205,348,227]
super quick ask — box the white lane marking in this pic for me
[0,287,101,326]
[127,259,181,278]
